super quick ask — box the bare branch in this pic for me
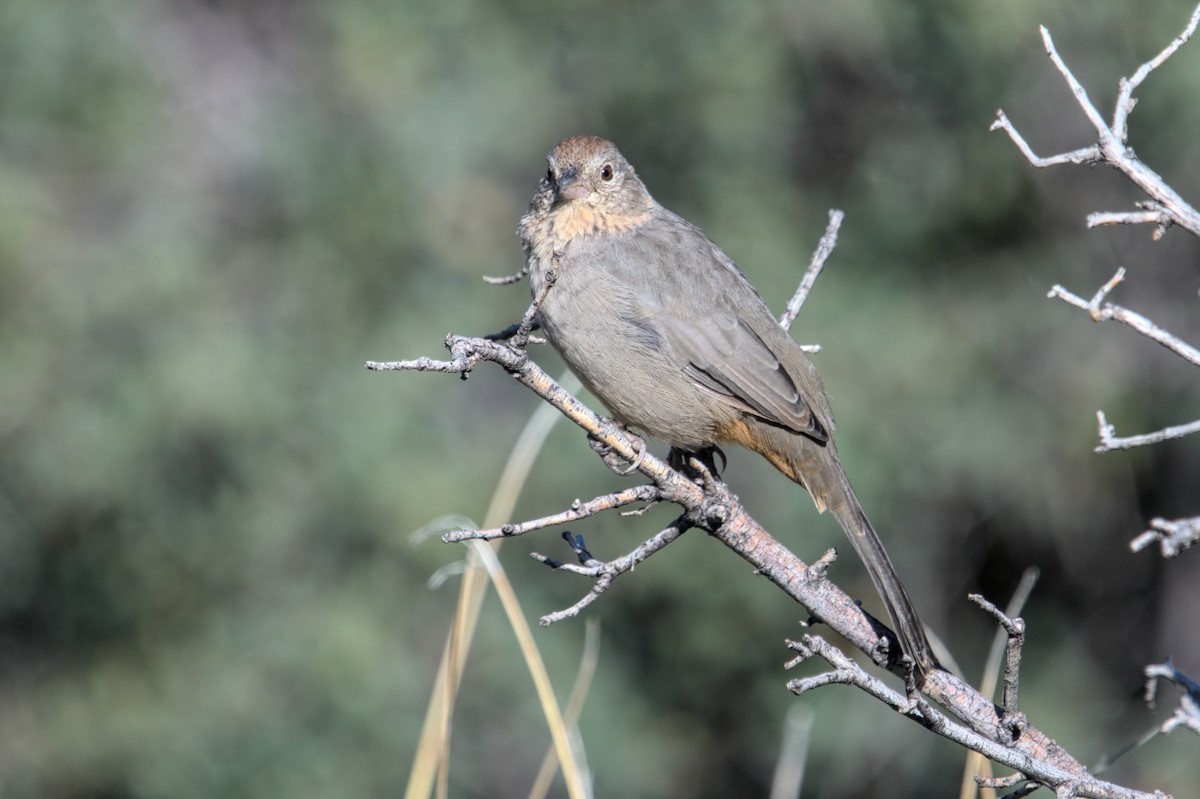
[1113,5,1200,140]
[977,772,1027,790]
[1038,24,1114,136]
[969,593,1029,744]
[998,9,1200,570]
[780,209,844,332]
[1048,273,1200,367]
[441,485,662,543]
[1087,203,1173,241]
[482,263,530,285]
[510,256,559,350]
[1043,273,1200,458]
[960,568,1040,799]
[1130,516,1200,558]
[532,517,691,625]
[989,111,1101,167]
[993,6,1200,237]
[1095,410,1200,454]
[786,634,1157,799]
[1087,210,1165,229]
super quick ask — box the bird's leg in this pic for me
[667,445,726,487]
[483,318,542,342]
[587,422,648,476]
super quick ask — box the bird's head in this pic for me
[543,136,652,215]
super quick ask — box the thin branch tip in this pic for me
[779,208,845,331]
[998,8,1200,234]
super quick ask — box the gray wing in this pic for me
[623,213,830,443]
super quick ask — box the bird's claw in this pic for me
[615,439,647,474]
[588,426,648,476]
[667,445,726,487]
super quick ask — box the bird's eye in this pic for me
[545,167,554,183]
[600,164,614,181]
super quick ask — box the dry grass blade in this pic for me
[469,541,592,798]
[406,374,582,799]
[527,618,602,799]
[769,706,814,799]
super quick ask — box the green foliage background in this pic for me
[1,1,1197,796]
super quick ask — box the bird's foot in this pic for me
[483,318,543,343]
[588,424,648,476]
[667,445,727,487]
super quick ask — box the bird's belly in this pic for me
[535,278,724,451]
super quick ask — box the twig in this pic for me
[1112,5,1200,141]
[780,209,844,332]
[992,6,1200,237]
[969,594,1029,744]
[442,485,662,543]
[1087,203,1172,241]
[510,258,559,350]
[1087,210,1164,229]
[990,112,1101,167]
[1130,516,1200,558]
[532,517,691,625]
[997,783,1041,799]
[1094,410,1200,454]
[1047,273,1200,368]
[366,334,479,380]
[1047,270,1200,457]
[1038,25,1115,138]
[960,568,1040,799]
[482,263,531,285]
[978,772,1027,790]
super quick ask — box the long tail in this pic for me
[742,422,939,676]
[827,471,938,677]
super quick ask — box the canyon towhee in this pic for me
[518,135,937,675]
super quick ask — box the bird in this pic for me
[517,134,937,676]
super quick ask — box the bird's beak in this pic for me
[556,169,589,202]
